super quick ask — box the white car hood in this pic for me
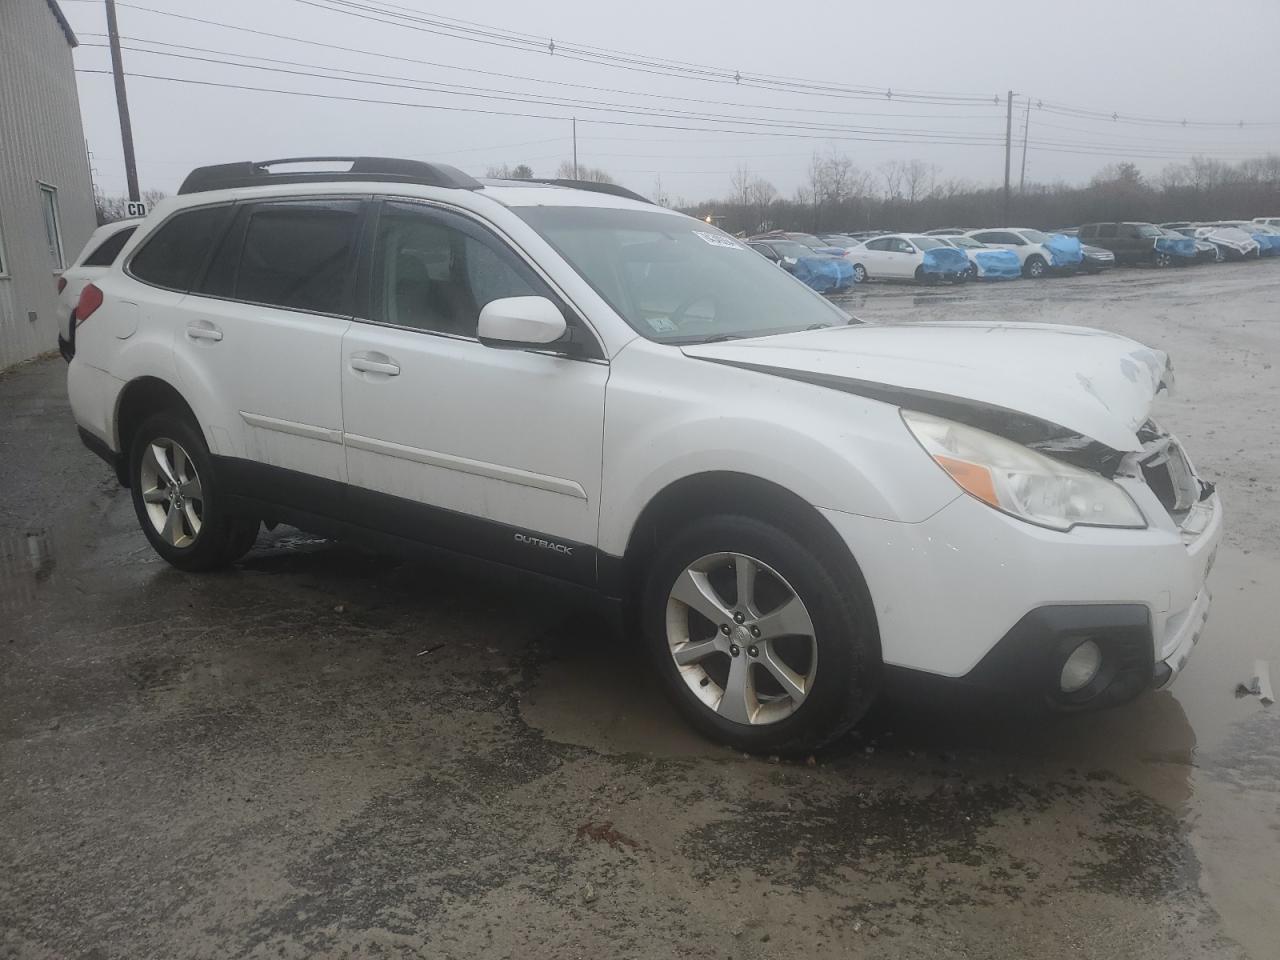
[682,321,1171,452]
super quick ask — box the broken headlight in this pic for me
[902,410,1146,532]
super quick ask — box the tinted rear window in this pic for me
[233,201,362,314]
[82,226,137,267]
[129,206,233,291]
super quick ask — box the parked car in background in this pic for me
[748,238,856,293]
[1253,217,1280,228]
[755,230,848,258]
[845,234,972,283]
[1186,225,1261,260]
[923,228,969,236]
[1213,221,1280,256]
[1080,244,1117,274]
[938,235,1022,280]
[1051,227,1080,237]
[1150,227,1203,265]
[56,218,142,361]
[817,233,861,251]
[1077,222,1186,267]
[965,228,1084,278]
[1158,227,1219,264]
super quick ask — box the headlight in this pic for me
[901,410,1146,531]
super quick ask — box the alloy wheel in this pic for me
[665,552,817,725]
[138,438,204,548]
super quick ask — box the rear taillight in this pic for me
[56,276,67,294]
[76,283,104,324]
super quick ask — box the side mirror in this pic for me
[477,296,568,350]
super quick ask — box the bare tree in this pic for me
[730,163,752,208]
[484,163,535,179]
[903,160,938,204]
[556,160,614,183]
[879,161,905,201]
[744,176,777,233]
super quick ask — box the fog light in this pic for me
[1060,639,1103,693]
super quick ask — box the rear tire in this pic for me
[128,411,259,571]
[1153,251,1173,268]
[1024,255,1048,278]
[640,514,880,754]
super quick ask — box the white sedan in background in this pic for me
[965,227,1082,278]
[845,234,972,283]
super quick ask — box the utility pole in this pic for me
[105,0,140,202]
[1019,97,1032,193]
[572,117,578,179]
[1003,90,1013,223]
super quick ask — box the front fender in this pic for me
[597,340,960,557]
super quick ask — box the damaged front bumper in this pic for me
[820,423,1223,710]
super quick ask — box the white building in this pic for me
[0,0,97,368]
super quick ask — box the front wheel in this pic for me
[129,411,259,571]
[851,263,868,283]
[641,514,880,754]
[1153,251,1173,268]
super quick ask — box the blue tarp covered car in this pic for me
[748,238,856,293]
[918,245,973,278]
[1154,234,1198,261]
[1044,233,1085,270]
[941,236,1023,280]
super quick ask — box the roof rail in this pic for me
[177,156,482,195]
[525,178,651,204]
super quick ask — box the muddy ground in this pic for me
[2,262,1278,959]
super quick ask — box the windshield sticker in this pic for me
[648,316,678,333]
[693,231,745,250]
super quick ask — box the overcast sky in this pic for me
[62,0,1280,203]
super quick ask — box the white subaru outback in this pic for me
[67,157,1222,753]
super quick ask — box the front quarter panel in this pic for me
[597,338,961,557]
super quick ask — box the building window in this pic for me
[39,184,65,269]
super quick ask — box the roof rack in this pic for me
[177,156,482,195]
[524,178,651,204]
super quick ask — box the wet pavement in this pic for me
[2,263,1279,958]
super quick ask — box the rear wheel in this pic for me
[641,514,880,754]
[128,411,259,571]
[1024,255,1048,278]
[1153,251,1173,268]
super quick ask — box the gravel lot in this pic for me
[2,262,1278,959]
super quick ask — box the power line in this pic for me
[78,35,1006,127]
[72,68,1274,163]
[74,46,1013,142]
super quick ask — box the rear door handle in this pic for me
[349,353,400,376]
[186,321,222,342]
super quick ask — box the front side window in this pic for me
[39,185,65,269]
[82,226,138,267]
[370,201,538,336]
[515,206,847,344]
[130,205,234,292]
[891,238,916,253]
[1136,224,1161,238]
[233,201,362,313]
[1098,224,1119,239]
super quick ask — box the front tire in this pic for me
[851,263,868,283]
[128,411,259,571]
[640,514,880,754]
[1153,251,1173,268]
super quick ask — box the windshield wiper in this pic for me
[805,323,832,330]
[697,333,744,344]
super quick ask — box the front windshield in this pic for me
[790,233,827,248]
[516,206,848,344]
[1136,224,1162,238]
[911,237,946,250]
[822,235,857,246]
[1020,229,1049,243]
[947,236,982,248]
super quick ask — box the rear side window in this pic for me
[1078,224,1097,239]
[227,201,362,314]
[1098,224,1118,239]
[129,206,233,291]
[82,226,138,267]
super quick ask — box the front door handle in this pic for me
[350,353,400,376]
[186,321,222,342]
